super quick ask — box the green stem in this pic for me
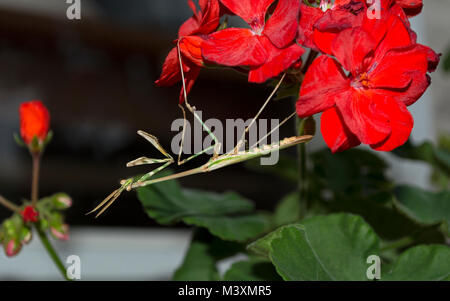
[380,237,414,253]
[296,117,308,218]
[30,151,70,281]
[35,224,70,281]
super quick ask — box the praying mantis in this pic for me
[88,41,314,218]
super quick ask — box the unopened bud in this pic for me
[4,239,22,257]
[20,227,32,245]
[53,194,72,209]
[50,224,70,241]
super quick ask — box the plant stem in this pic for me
[31,153,40,206]
[380,237,414,253]
[296,117,308,218]
[0,195,21,213]
[35,224,70,281]
[30,151,70,281]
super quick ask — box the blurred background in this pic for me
[0,0,448,280]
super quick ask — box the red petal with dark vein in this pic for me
[202,28,267,66]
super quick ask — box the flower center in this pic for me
[351,72,371,89]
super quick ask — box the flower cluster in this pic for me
[1,102,71,258]
[156,0,438,153]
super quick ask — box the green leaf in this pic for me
[383,245,450,281]
[249,214,380,281]
[173,229,241,281]
[183,214,271,242]
[273,192,301,227]
[310,148,390,198]
[137,174,270,242]
[394,186,450,235]
[223,257,282,281]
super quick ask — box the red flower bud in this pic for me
[5,239,22,257]
[21,206,39,223]
[19,100,50,145]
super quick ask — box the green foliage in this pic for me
[394,186,450,236]
[137,173,271,242]
[249,214,380,281]
[136,138,450,282]
[273,192,301,227]
[249,214,450,281]
[223,257,282,281]
[383,245,450,281]
[173,229,242,281]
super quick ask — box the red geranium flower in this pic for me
[21,206,39,223]
[19,101,50,145]
[155,0,221,102]
[202,0,304,83]
[297,9,439,153]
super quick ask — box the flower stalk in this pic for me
[296,117,308,219]
[0,195,21,213]
[35,224,70,281]
[30,149,69,281]
[31,153,41,206]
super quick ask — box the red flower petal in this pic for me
[370,96,413,151]
[263,0,300,49]
[19,101,50,145]
[395,0,423,17]
[331,27,376,74]
[373,72,430,107]
[372,14,412,63]
[220,0,274,30]
[321,107,361,153]
[179,66,201,103]
[313,5,365,54]
[335,90,392,145]
[297,56,349,118]
[249,38,305,83]
[155,48,184,88]
[202,28,267,66]
[180,36,204,67]
[179,17,199,38]
[369,44,429,90]
[297,4,324,50]
[179,0,221,37]
[155,47,200,103]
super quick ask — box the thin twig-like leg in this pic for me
[176,38,222,163]
[230,73,287,155]
[250,111,297,149]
